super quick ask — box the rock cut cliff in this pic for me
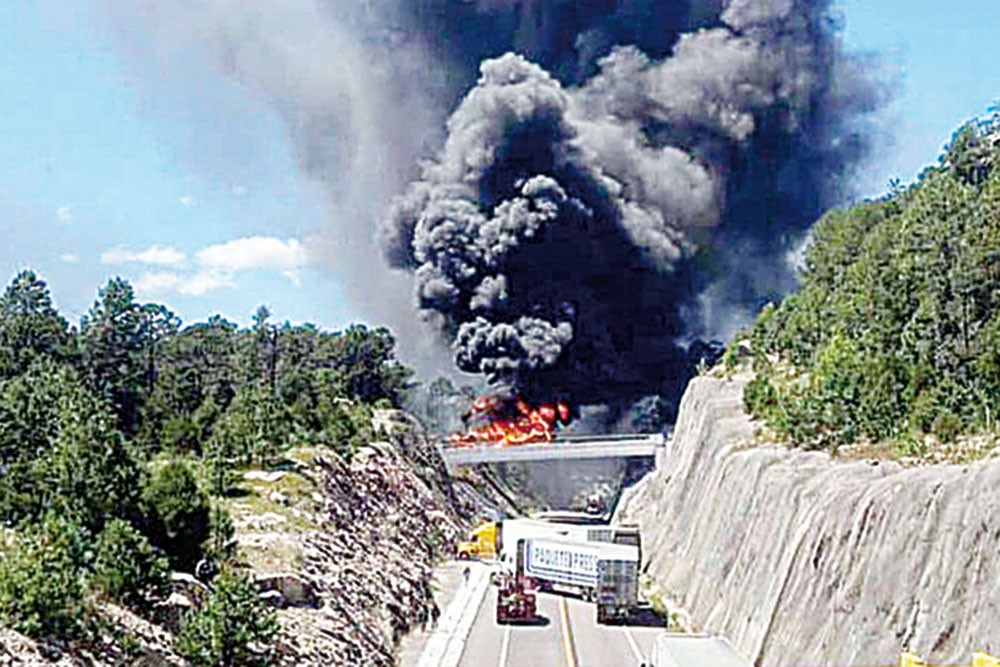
[619,375,1000,665]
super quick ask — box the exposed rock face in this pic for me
[619,375,1000,665]
[0,602,187,666]
[273,439,466,666]
[255,572,319,608]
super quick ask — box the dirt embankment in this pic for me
[619,375,1000,665]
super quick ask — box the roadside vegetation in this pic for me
[738,108,1000,457]
[0,270,413,659]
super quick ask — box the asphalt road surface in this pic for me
[459,585,667,667]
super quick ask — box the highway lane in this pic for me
[460,586,566,667]
[458,585,666,667]
[561,592,665,667]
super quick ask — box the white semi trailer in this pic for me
[499,519,641,567]
[499,518,589,555]
[515,537,640,623]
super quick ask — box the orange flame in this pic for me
[449,395,570,446]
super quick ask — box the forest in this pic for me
[0,271,412,662]
[742,109,1000,453]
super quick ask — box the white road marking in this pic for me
[498,622,512,667]
[623,626,645,664]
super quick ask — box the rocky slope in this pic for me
[1,410,472,666]
[238,410,473,666]
[619,375,1000,665]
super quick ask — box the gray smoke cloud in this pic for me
[90,0,886,412]
[90,0,461,374]
[379,0,885,411]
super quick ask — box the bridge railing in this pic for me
[438,433,668,469]
[439,432,667,450]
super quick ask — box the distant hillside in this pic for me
[740,109,1000,452]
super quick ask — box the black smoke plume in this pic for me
[93,0,885,417]
[380,0,884,414]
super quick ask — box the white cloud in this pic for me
[197,236,309,278]
[178,270,235,295]
[133,270,235,296]
[133,271,183,293]
[125,236,310,298]
[102,245,187,267]
[59,253,78,263]
[231,185,247,196]
[179,195,194,208]
[56,206,72,221]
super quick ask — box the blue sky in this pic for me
[837,0,1000,195]
[0,2,352,329]
[3,1,1000,337]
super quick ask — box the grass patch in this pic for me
[217,447,331,573]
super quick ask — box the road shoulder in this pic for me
[397,560,493,667]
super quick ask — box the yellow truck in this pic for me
[457,521,498,560]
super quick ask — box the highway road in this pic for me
[458,585,666,667]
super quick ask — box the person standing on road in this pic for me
[430,600,441,628]
[420,574,433,632]
[463,565,471,585]
[420,601,429,633]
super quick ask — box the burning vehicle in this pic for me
[448,393,570,446]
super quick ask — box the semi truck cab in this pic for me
[457,521,498,560]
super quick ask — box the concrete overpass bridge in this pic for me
[440,433,667,471]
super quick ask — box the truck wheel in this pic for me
[458,552,470,561]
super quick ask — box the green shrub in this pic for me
[932,411,962,443]
[909,390,938,433]
[204,505,236,565]
[205,446,237,497]
[142,460,210,572]
[161,415,199,453]
[175,568,277,666]
[0,514,88,639]
[0,361,142,532]
[743,374,777,415]
[721,341,741,373]
[205,384,293,469]
[322,400,374,459]
[91,519,169,610]
[40,404,143,536]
